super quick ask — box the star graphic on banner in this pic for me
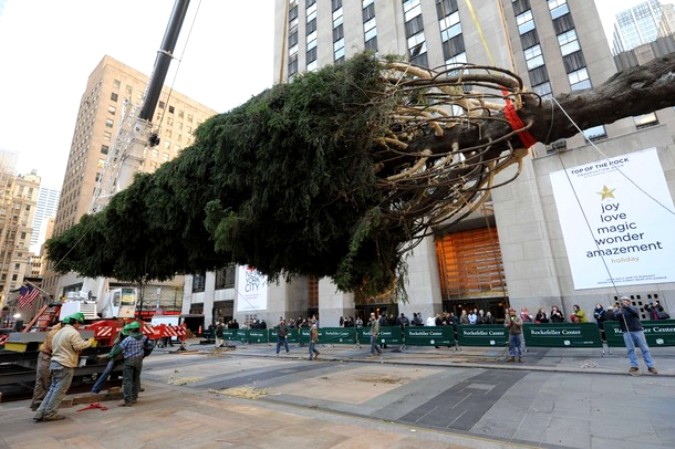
[598,185,615,200]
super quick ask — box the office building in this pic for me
[612,0,675,54]
[30,187,60,254]
[44,55,217,306]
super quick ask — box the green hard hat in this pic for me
[121,324,130,335]
[61,316,71,325]
[71,312,85,324]
[127,321,141,330]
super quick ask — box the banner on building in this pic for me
[235,265,268,312]
[550,148,675,289]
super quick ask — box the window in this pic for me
[363,2,375,21]
[332,0,341,11]
[333,24,344,41]
[439,11,461,42]
[306,18,317,34]
[103,131,112,142]
[524,44,544,70]
[548,0,569,19]
[520,29,540,49]
[289,54,299,76]
[215,264,236,289]
[528,65,549,85]
[192,272,206,292]
[307,46,317,63]
[563,51,585,73]
[113,79,121,89]
[108,105,116,115]
[105,118,114,128]
[365,36,378,52]
[516,10,535,35]
[289,31,298,47]
[436,0,459,18]
[110,92,118,102]
[187,113,193,123]
[511,0,531,16]
[568,67,590,90]
[634,112,658,128]
[405,15,424,37]
[583,125,606,141]
[553,14,574,34]
[101,145,109,155]
[558,29,580,56]
[532,81,552,98]
[442,35,465,59]
[168,105,175,114]
[403,0,421,21]
[159,101,165,109]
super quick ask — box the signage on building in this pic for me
[235,265,268,312]
[522,323,602,347]
[550,148,675,289]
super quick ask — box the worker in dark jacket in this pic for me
[108,321,154,406]
[612,297,658,376]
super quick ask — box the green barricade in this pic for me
[222,329,241,344]
[404,327,455,346]
[523,323,602,348]
[357,326,403,345]
[285,328,301,344]
[298,327,312,344]
[605,320,675,347]
[320,327,357,344]
[457,325,508,346]
[247,329,269,344]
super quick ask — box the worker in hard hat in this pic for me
[91,323,130,394]
[108,321,154,407]
[29,318,64,411]
[34,313,92,422]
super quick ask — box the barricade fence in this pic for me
[215,321,675,349]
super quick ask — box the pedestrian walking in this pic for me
[34,313,92,422]
[612,297,658,376]
[276,319,290,355]
[107,321,154,406]
[215,320,224,348]
[308,321,320,360]
[504,308,523,363]
[369,312,382,356]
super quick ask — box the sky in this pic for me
[0,0,672,190]
[0,0,276,189]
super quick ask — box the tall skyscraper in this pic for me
[30,187,60,253]
[612,0,674,54]
[44,55,217,297]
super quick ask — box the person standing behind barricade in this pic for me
[571,304,588,323]
[29,321,63,411]
[550,306,564,323]
[107,321,154,407]
[593,304,607,341]
[468,309,478,325]
[535,308,549,324]
[34,313,92,422]
[484,311,495,325]
[505,308,523,363]
[308,321,320,360]
[612,297,658,376]
[276,319,290,355]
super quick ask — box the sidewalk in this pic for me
[197,338,675,377]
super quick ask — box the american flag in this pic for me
[18,284,41,309]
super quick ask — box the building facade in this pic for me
[0,167,40,309]
[180,0,675,329]
[44,56,217,312]
[612,0,674,54]
[30,187,60,254]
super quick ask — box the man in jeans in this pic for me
[108,321,154,406]
[308,321,320,360]
[34,313,91,422]
[613,297,658,376]
[276,319,290,355]
[369,312,382,356]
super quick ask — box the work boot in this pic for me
[648,367,659,375]
[506,356,514,363]
[628,367,640,376]
[518,356,523,363]
[119,401,133,407]
[41,414,65,422]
